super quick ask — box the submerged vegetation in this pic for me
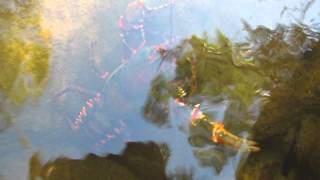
[0,0,51,130]
[0,0,51,104]
[143,20,320,178]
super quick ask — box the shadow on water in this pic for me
[0,0,51,131]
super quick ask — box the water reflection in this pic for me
[29,141,170,180]
[1,0,320,180]
[143,14,320,180]
[143,31,267,173]
[237,23,320,179]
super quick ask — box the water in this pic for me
[0,0,319,179]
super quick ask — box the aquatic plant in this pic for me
[0,0,51,104]
[143,20,320,176]
[0,0,51,130]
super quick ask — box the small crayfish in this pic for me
[190,104,260,152]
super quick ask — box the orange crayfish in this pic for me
[190,104,260,152]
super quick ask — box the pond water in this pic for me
[0,0,319,180]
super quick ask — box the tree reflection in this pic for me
[143,20,320,177]
[143,30,270,173]
[144,75,172,127]
[0,0,51,130]
[29,141,170,180]
[237,23,320,179]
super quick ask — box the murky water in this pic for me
[0,0,319,180]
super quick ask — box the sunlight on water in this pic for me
[41,0,100,40]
